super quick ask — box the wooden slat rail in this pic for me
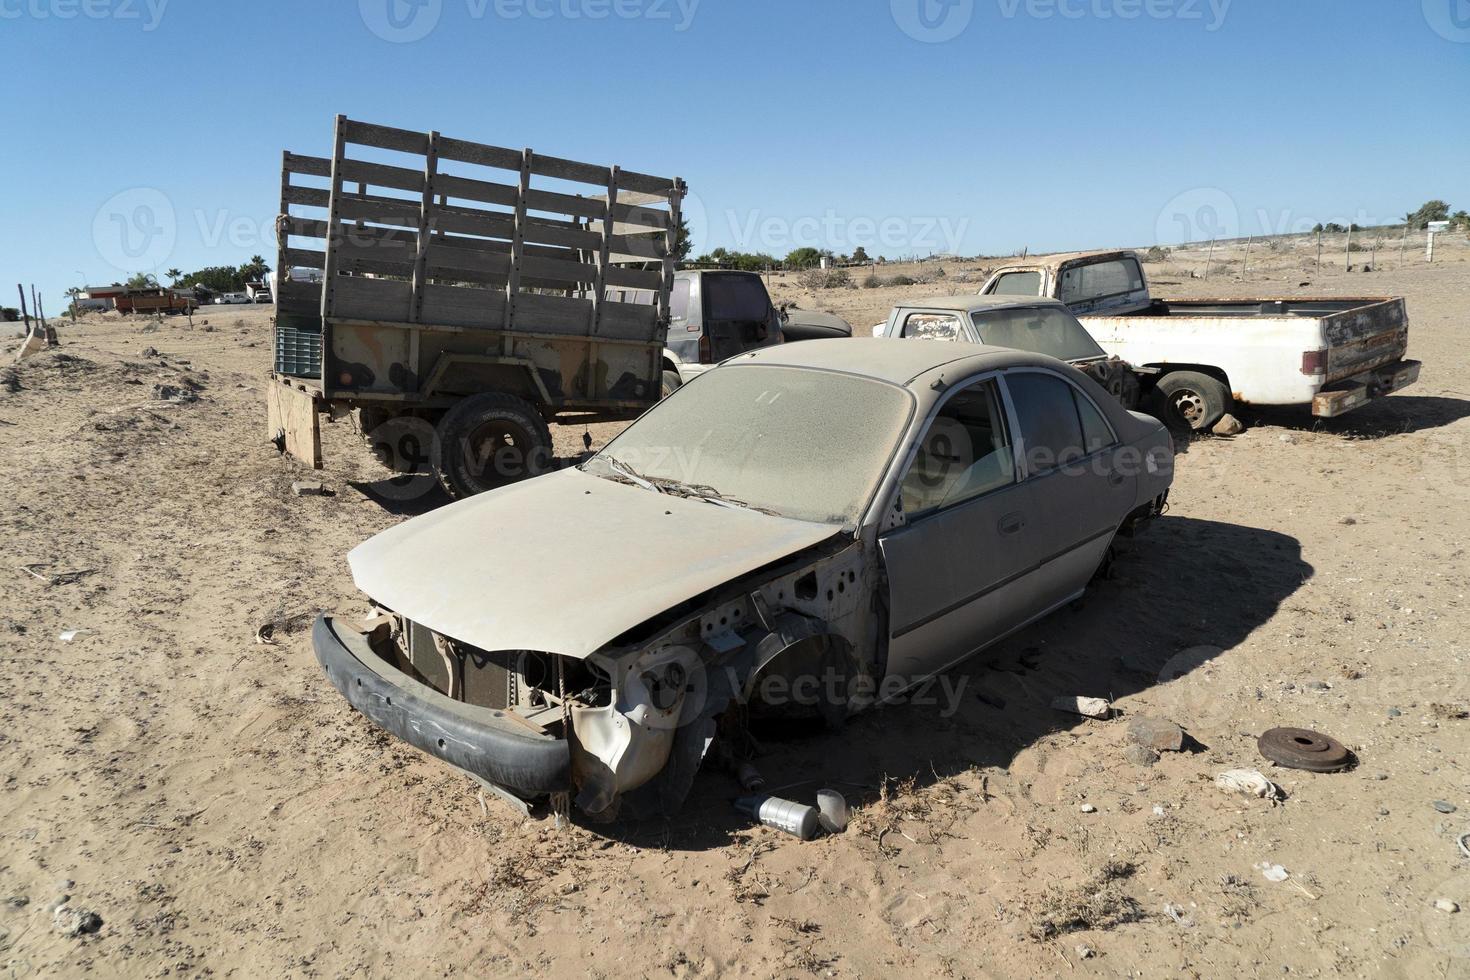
[316,116,685,335]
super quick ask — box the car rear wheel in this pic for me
[1156,371,1230,432]
[435,393,553,499]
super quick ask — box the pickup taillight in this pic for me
[1300,349,1328,376]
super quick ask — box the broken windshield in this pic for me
[584,365,912,525]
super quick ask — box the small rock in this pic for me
[1305,680,1332,692]
[292,480,326,497]
[1372,773,1388,781]
[1212,413,1244,436]
[1279,433,1296,444]
[1128,716,1186,753]
[4,896,27,909]
[1075,944,1095,959]
[1051,695,1111,720]
[1123,744,1160,767]
[52,906,102,938]
[1387,708,1402,718]
[1433,801,1458,814]
[140,346,158,357]
[1378,807,1390,816]
[1338,516,1357,526]
[1079,804,1097,814]
[1435,899,1461,914]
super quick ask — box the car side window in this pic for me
[899,379,1015,517]
[901,312,964,341]
[1004,371,1115,473]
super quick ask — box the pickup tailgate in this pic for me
[1321,298,1408,382]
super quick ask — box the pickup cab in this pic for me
[876,296,1141,408]
[980,250,1421,430]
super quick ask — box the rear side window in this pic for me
[1004,372,1114,473]
[989,271,1042,296]
[901,312,964,341]
[671,278,691,321]
[703,274,770,322]
[1058,258,1144,306]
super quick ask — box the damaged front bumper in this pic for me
[312,614,571,797]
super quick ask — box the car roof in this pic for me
[731,337,1068,387]
[992,249,1139,273]
[895,295,1070,314]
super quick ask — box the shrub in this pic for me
[799,268,851,290]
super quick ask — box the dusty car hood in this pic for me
[347,468,841,658]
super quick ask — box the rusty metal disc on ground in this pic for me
[1257,727,1354,772]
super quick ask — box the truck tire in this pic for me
[1156,371,1230,432]
[660,370,683,400]
[434,393,553,499]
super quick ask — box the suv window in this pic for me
[1004,371,1114,473]
[901,312,964,341]
[1058,258,1144,306]
[704,274,770,322]
[671,278,691,321]
[989,271,1042,296]
[900,380,1015,517]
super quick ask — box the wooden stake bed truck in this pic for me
[980,250,1420,431]
[266,115,686,498]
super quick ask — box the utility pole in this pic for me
[1241,235,1253,278]
[1399,223,1409,266]
[1204,238,1216,279]
[1344,224,1354,271]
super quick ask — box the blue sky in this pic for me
[2,0,1466,306]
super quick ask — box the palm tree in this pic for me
[165,268,183,284]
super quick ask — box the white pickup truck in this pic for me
[980,250,1421,430]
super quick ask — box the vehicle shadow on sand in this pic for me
[605,515,1312,851]
[1242,394,1470,437]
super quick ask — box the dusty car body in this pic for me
[877,296,1142,408]
[314,339,1174,818]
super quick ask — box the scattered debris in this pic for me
[19,563,97,586]
[1432,800,1457,814]
[1211,413,1244,436]
[1338,516,1357,526]
[1079,803,1097,814]
[1123,744,1160,767]
[52,905,102,937]
[1052,695,1111,720]
[1215,769,1283,801]
[1304,679,1332,692]
[1163,902,1195,927]
[151,383,198,403]
[1279,433,1297,445]
[1434,899,1460,914]
[816,789,849,834]
[1257,727,1354,772]
[1431,703,1469,720]
[140,346,159,357]
[1128,716,1185,753]
[1256,862,1290,882]
[292,480,327,497]
[1074,944,1096,960]
[58,629,91,644]
[735,795,820,841]
[255,623,278,646]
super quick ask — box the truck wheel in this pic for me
[435,393,553,499]
[661,370,683,399]
[1156,371,1230,432]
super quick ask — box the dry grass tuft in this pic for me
[1022,860,1143,940]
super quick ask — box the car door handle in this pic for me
[998,512,1026,536]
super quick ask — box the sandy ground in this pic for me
[2,243,1468,979]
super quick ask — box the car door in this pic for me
[878,375,1044,686]
[1000,369,1135,607]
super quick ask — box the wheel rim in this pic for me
[463,419,535,484]
[1169,389,1207,428]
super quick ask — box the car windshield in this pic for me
[970,307,1106,362]
[583,365,912,525]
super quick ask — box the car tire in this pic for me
[1155,370,1230,432]
[661,370,683,400]
[434,392,553,499]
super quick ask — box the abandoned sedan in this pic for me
[313,339,1174,818]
